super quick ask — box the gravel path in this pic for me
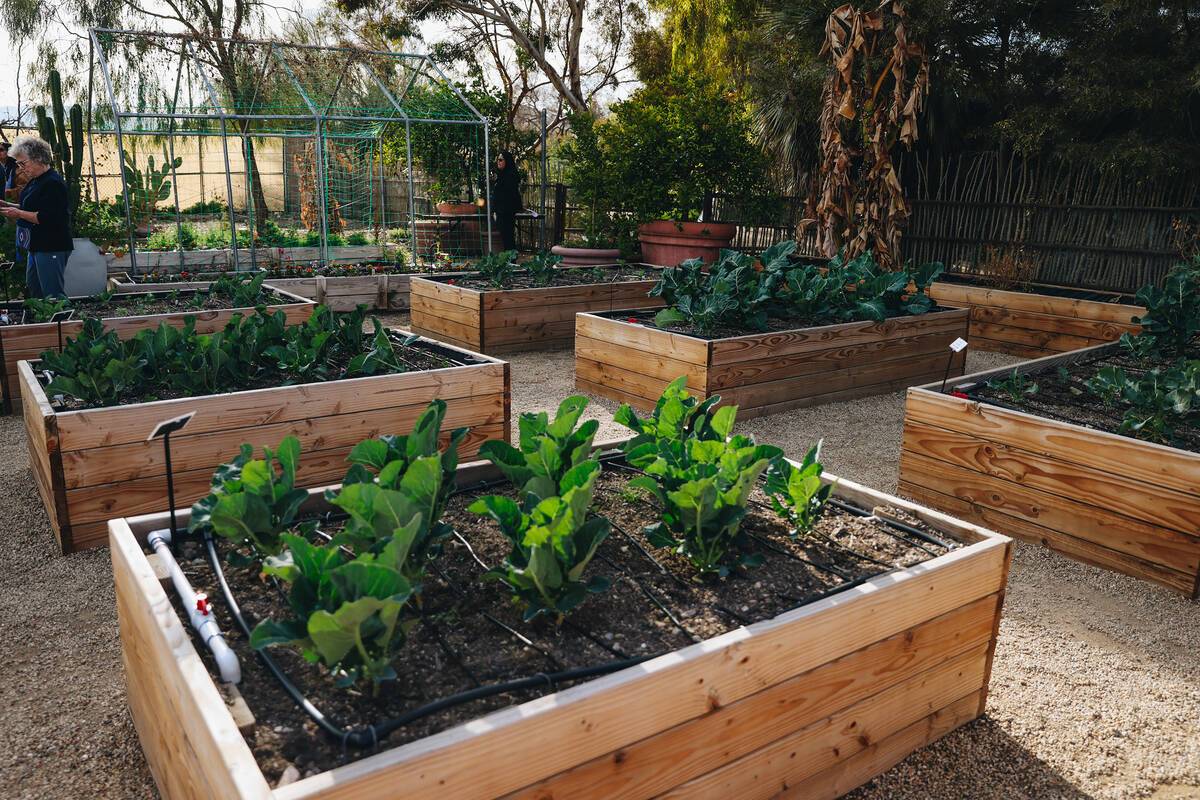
[1,322,1197,799]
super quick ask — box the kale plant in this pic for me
[1131,265,1200,357]
[524,251,564,287]
[210,272,269,307]
[762,442,834,536]
[473,250,518,288]
[23,296,72,322]
[987,369,1039,403]
[41,318,144,407]
[1084,360,1200,443]
[615,375,730,447]
[471,459,610,622]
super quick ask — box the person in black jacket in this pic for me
[0,142,16,199]
[0,136,72,298]
[491,150,522,251]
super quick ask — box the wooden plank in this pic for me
[727,369,957,421]
[900,418,1200,537]
[483,320,576,349]
[970,305,1138,342]
[21,362,60,532]
[408,325,480,354]
[969,320,1096,353]
[52,362,506,451]
[929,283,1143,324]
[898,449,1199,590]
[65,423,505,527]
[966,336,1058,358]
[575,313,710,366]
[905,388,1200,500]
[776,690,983,800]
[410,293,482,328]
[482,280,659,311]
[483,297,656,328]
[576,335,707,388]
[716,350,965,412]
[654,644,989,800]
[707,330,959,390]
[60,395,505,488]
[708,309,969,365]
[410,277,480,308]
[110,520,273,800]
[899,478,1196,597]
[274,539,1007,800]
[576,356,703,406]
[574,376,658,413]
[504,594,999,800]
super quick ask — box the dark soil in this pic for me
[968,347,1200,453]
[166,463,960,784]
[438,265,658,292]
[606,305,955,341]
[44,334,471,411]
[0,288,295,326]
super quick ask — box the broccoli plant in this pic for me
[470,459,610,622]
[762,442,834,536]
[478,395,599,503]
[250,533,416,690]
[188,436,310,558]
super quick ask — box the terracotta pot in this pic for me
[436,201,480,216]
[637,220,736,266]
[550,245,622,267]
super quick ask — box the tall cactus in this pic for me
[33,70,83,218]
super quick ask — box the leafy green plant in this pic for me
[41,318,142,406]
[524,251,564,287]
[188,436,310,557]
[346,232,368,246]
[988,369,1039,403]
[1131,265,1200,357]
[478,395,599,504]
[251,532,416,689]
[619,379,782,576]
[1084,360,1200,442]
[210,272,269,307]
[22,296,71,322]
[473,250,518,288]
[762,442,833,536]
[471,459,611,622]
[182,199,227,215]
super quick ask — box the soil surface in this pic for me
[178,467,952,781]
[0,288,294,325]
[434,265,658,291]
[0,313,1197,799]
[607,304,956,340]
[970,347,1200,454]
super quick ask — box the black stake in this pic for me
[940,337,968,394]
[938,350,955,394]
[163,430,179,536]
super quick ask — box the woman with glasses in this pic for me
[0,135,72,298]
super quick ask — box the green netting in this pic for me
[89,28,492,274]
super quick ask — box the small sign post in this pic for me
[148,411,196,537]
[940,337,969,393]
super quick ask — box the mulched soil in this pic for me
[606,305,956,341]
[46,334,466,411]
[439,265,658,291]
[969,346,1200,454]
[0,289,295,326]
[169,462,957,783]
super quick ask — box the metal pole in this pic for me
[540,109,547,252]
[168,48,186,273]
[186,40,241,272]
[482,119,491,254]
[316,120,330,264]
[244,136,257,270]
[164,431,178,536]
[405,118,417,264]
[91,28,138,275]
[85,33,100,200]
[377,136,385,245]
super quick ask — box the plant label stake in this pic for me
[50,309,73,352]
[940,337,968,393]
[148,411,196,537]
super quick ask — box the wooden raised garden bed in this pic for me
[899,343,1200,598]
[409,267,663,354]
[576,307,971,418]
[927,283,1142,358]
[110,453,1012,800]
[0,287,316,415]
[22,337,509,553]
[105,244,391,274]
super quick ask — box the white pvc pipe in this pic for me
[147,528,242,684]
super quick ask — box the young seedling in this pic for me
[762,441,834,536]
[987,369,1038,403]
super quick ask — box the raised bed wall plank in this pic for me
[111,463,1012,800]
[24,347,509,554]
[927,283,1142,357]
[575,308,970,418]
[899,346,1200,598]
[410,271,663,355]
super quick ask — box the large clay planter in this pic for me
[638,220,736,266]
[550,245,622,267]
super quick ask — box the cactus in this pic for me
[33,70,84,218]
[121,148,182,234]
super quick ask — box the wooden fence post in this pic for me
[552,183,567,246]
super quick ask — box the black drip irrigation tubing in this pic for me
[827,498,953,553]
[745,497,896,570]
[203,531,658,750]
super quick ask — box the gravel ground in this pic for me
[0,316,1197,799]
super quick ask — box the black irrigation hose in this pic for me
[594,551,702,644]
[745,497,896,570]
[740,529,853,582]
[421,616,481,688]
[827,498,952,554]
[204,531,656,749]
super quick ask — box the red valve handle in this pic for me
[195,593,211,616]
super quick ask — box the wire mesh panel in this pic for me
[89,29,490,275]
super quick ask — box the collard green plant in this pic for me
[524,251,564,287]
[762,442,833,536]
[250,533,416,689]
[41,318,143,407]
[1131,265,1200,357]
[22,296,72,322]
[478,395,599,504]
[210,272,270,307]
[615,376,728,447]
[188,436,310,558]
[470,460,611,622]
[1084,360,1200,443]
[473,250,518,288]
